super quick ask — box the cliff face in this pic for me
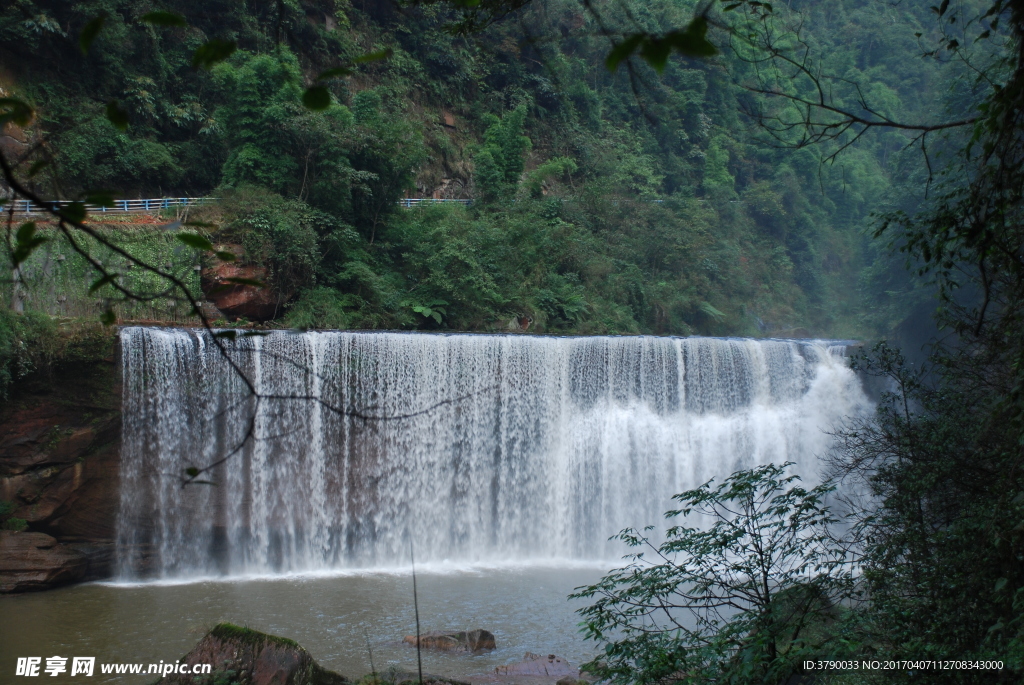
[0,338,121,592]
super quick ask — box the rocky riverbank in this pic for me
[158,624,590,685]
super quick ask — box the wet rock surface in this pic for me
[493,653,579,678]
[0,531,90,592]
[0,342,121,592]
[403,630,497,653]
[462,652,590,685]
[156,623,349,685]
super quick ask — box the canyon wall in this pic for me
[0,338,120,592]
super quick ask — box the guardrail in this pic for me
[6,196,474,214]
[397,198,473,207]
[6,197,217,215]
[6,195,730,216]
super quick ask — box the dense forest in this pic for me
[3,0,1023,684]
[0,0,937,338]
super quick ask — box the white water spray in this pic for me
[117,328,870,579]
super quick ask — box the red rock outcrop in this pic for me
[0,337,121,592]
[200,244,287,322]
[0,530,90,592]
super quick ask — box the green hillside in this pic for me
[1,0,941,336]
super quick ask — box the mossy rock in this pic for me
[155,622,348,685]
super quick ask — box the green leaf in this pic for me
[185,467,200,477]
[700,301,726,320]
[89,273,119,293]
[11,222,48,267]
[213,330,238,340]
[639,37,673,72]
[937,0,950,16]
[995,577,1008,592]
[99,308,116,326]
[59,202,87,223]
[606,34,645,72]
[27,160,49,178]
[664,17,717,59]
[85,191,116,207]
[80,13,107,54]
[16,222,37,243]
[192,39,237,70]
[223,277,265,288]
[106,100,129,130]
[302,85,332,111]
[215,250,236,262]
[0,98,34,127]
[316,67,352,80]
[176,233,214,251]
[723,2,743,10]
[353,48,393,63]
[141,11,187,27]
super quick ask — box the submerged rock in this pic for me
[156,623,348,685]
[403,629,496,653]
[494,653,578,678]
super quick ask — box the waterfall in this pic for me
[116,328,870,579]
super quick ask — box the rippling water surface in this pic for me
[1,565,605,684]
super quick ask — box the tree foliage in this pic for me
[1,0,931,338]
[572,464,855,685]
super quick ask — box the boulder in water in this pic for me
[403,629,496,653]
[156,623,348,685]
[494,653,578,677]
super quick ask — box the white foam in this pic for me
[117,329,872,580]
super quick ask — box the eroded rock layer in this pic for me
[0,339,120,592]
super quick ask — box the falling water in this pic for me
[116,328,870,579]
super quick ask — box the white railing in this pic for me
[7,195,733,215]
[396,198,473,207]
[6,197,217,215]
[6,196,474,214]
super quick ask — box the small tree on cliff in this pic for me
[473,104,531,201]
[571,463,857,685]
